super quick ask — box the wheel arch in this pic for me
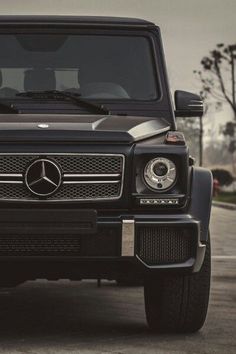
[188,167,213,242]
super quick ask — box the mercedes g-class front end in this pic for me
[0,16,212,333]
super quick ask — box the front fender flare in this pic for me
[188,167,213,242]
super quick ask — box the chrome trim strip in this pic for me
[64,173,121,178]
[0,173,23,177]
[0,181,23,184]
[0,153,124,157]
[193,242,206,272]
[193,222,206,272]
[122,219,135,257]
[63,180,120,185]
[0,196,121,202]
[133,125,170,142]
[188,104,204,107]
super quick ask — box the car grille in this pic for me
[136,226,194,266]
[0,234,82,257]
[0,154,124,202]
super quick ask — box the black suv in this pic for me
[0,16,212,333]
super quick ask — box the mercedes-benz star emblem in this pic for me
[25,159,62,197]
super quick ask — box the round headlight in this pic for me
[144,157,177,191]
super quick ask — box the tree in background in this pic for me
[204,141,232,166]
[194,43,236,173]
[211,169,234,186]
[177,117,200,164]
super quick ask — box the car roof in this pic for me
[0,15,156,28]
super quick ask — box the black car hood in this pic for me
[0,114,170,143]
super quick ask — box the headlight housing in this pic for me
[144,157,177,191]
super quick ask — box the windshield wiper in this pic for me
[17,90,111,115]
[0,101,19,113]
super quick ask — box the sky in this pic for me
[0,0,235,137]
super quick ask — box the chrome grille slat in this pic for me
[63,180,120,184]
[0,154,125,201]
[64,173,121,178]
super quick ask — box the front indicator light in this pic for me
[140,198,179,205]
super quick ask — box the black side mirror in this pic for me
[174,90,204,117]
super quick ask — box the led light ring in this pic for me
[144,157,177,191]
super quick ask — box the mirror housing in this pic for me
[174,90,204,117]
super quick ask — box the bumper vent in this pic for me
[0,226,121,257]
[137,226,194,266]
[0,234,82,257]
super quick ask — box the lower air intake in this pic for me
[0,234,81,257]
[137,226,194,266]
[0,226,121,257]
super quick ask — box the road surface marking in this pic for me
[212,255,236,260]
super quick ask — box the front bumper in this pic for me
[0,209,206,281]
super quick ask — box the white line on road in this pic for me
[212,256,236,260]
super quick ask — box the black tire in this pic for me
[144,236,211,333]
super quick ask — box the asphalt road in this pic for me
[0,206,235,354]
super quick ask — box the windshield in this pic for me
[0,34,158,101]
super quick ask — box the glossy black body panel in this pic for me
[0,16,156,27]
[0,114,170,143]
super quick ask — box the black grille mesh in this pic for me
[48,183,120,200]
[0,154,123,174]
[137,226,193,265]
[55,155,123,173]
[0,155,33,173]
[0,182,120,200]
[0,226,121,257]
[0,234,81,257]
[0,184,32,200]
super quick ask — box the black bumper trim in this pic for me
[0,211,205,274]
